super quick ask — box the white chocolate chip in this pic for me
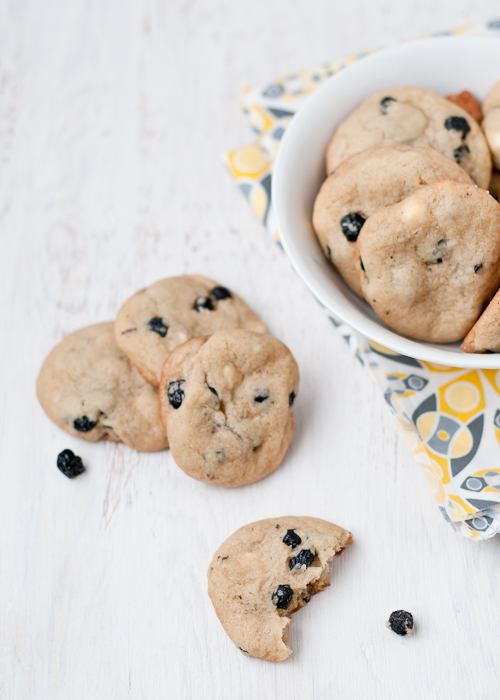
[223,363,242,389]
[401,198,426,222]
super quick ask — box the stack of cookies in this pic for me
[313,84,500,352]
[37,275,299,487]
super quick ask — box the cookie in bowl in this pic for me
[488,170,500,201]
[354,181,500,343]
[446,90,482,122]
[482,78,500,171]
[326,87,491,188]
[159,329,299,487]
[462,287,500,353]
[115,275,266,386]
[312,145,473,296]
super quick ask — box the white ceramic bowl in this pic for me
[273,35,500,367]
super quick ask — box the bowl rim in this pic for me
[273,34,500,369]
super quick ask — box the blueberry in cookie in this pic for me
[37,322,168,452]
[115,275,266,386]
[207,517,352,662]
[159,329,299,487]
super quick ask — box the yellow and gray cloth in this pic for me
[226,20,500,539]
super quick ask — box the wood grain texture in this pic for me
[1,0,500,698]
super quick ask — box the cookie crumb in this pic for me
[386,610,414,636]
[57,449,86,478]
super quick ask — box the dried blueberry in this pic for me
[386,610,414,636]
[148,317,168,337]
[207,384,218,397]
[194,296,214,311]
[289,391,296,407]
[474,264,483,273]
[428,239,448,265]
[254,390,269,403]
[211,286,232,300]
[360,259,365,272]
[283,529,302,548]
[73,416,97,432]
[380,96,396,114]
[341,213,366,242]
[272,585,294,610]
[453,144,470,164]
[168,380,185,409]
[445,116,470,139]
[289,549,315,571]
[57,449,85,478]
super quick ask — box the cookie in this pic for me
[481,79,500,171]
[207,517,352,662]
[159,329,299,487]
[326,87,491,188]
[37,322,168,452]
[482,79,500,116]
[488,170,500,201]
[446,90,481,123]
[354,181,500,343]
[115,275,266,386]
[461,287,500,353]
[312,145,473,296]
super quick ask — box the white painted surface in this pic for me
[1,1,500,698]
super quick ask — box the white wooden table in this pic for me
[2,1,500,698]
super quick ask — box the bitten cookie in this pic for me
[482,79,500,171]
[354,181,500,343]
[115,275,266,386]
[462,288,500,353]
[37,322,168,452]
[312,145,473,296]
[159,329,299,487]
[326,87,491,188]
[208,517,352,662]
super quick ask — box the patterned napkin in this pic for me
[226,20,500,540]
